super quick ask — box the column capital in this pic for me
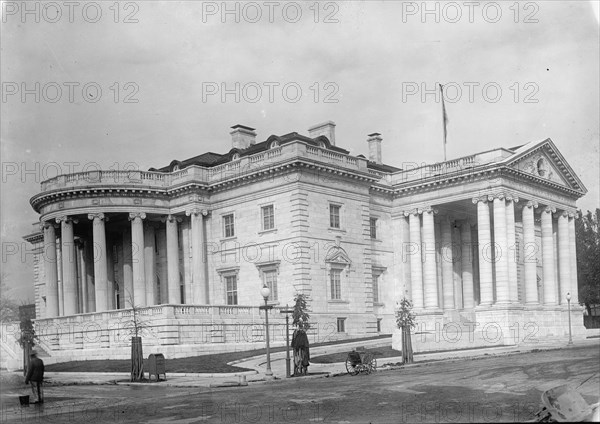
[88,212,107,221]
[403,209,419,217]
[542,206,556,214]
[420,206,438,215]
[186,208,209,217]
[162,214,183,223]
[524,200,539,209]
[39,220,58,231]
[129,212,147,221]
[555,210,572,219]
[505,194,519,203]
[55,216,78,225]
[472,195,490,204]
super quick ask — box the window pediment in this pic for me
[325,246,351,265]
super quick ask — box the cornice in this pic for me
[30,158,380,213]
[392,166,584,199]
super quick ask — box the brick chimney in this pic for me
[367,133,382,164]
[308,121,336,145]
[230,124,257,150]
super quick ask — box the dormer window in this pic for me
[232,152,240,160]
[269,140,279,149]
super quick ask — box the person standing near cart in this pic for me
[25,351,44,404]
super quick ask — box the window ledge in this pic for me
[328,228,346,234]
[374,302,385,307]
[328,300,350,304]
[258,228,277,235]
[220,236,237,243]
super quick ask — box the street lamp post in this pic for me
[260,284,274,379]
[566,292,573,346]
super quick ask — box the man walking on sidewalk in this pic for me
[25,351,44,404]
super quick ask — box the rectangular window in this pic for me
[329,204,340,228]
[377,318,382,333]
[264,270,278,301]
[225,275,238,305]
[180,283,185,304]
[370,217,377,239]
[262,205,274,231]
[223,214,235,238]
[372,274,379,303]
[330,269,342,300]
[337,318,346,333]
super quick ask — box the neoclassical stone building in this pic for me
[25,122,587,360]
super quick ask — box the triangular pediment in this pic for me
[325,246,352,264]
[503,138,587,194]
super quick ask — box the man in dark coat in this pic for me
[25,351,44,404]
[291,329,310,375]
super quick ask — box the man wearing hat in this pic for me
[25,351,44,404]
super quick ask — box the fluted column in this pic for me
[505,196,519,303]
[400,215,412,299]
[144,223,156,306]
[407,211,424,309]
[493,195,509,304]
[42,221,59,318]
[541,206,557,305]
[88,213,109,312]
[557,211,571,305]
[56,216,78,316]
[422,207,439,309]
[460,220,474,309]
[522,201,539,304]
[440,217,454,309]
[186,208,208,304]
[165,215,181,304]
[473,197,493,306]
[123,229,133,304]
[129,212,147,307]
[568,213,579,305]
[76,240,87,313]
[56,238,64,316]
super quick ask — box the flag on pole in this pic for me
[439,83,449,161]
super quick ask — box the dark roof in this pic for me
[150,131,395,173]
[367,161,402,173]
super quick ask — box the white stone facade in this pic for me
[24,124,588,359]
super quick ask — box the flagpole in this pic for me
[440,83,447,162]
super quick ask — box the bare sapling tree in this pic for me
[123,293,148,382]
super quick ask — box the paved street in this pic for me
[2,344,598,424]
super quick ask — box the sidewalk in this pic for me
[33,336,599,388]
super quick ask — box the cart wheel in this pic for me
[345,355,359,376]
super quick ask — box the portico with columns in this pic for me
[34,208,211,318]
[23,123,587,360]
[390,140,586,352]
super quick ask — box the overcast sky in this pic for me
[1,1,599,301]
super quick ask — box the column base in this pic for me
[491,302,525,311]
